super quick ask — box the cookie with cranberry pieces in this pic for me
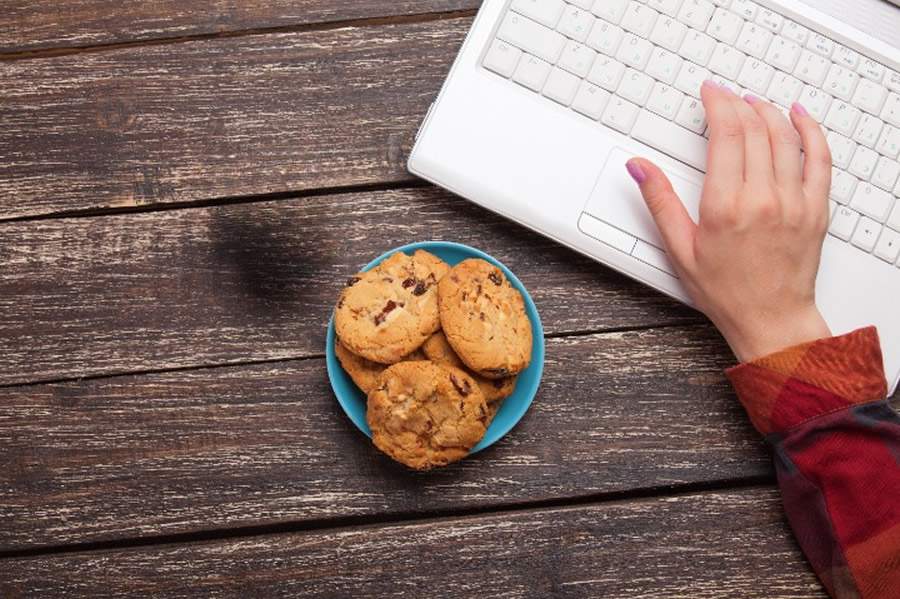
[335,250,449,364]
[438,259,532,379]
[335,341,425,394]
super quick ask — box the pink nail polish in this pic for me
[626,160,646,184]
[743,93,760,104]
[791,102,809,117]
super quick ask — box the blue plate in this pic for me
[326,241,545,453]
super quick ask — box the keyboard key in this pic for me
[586,20,624,55]
[794,50,830,86]
[618,69,655,104]
[483,40,523,78]
[558,40,598,77]
[543,67,581,105]
[511,0,566,28]
[888,202,900,231]
[874,227,900,263]
[572,81,612,119]
[765,36,801,72]
[851,182,894,222]
[647,47,684,84]
[647,82,685,118]
[568,0,595,8]
[731,0,757,21]
[616,33,654,69]
[675,96,708,132]
[806,33,834,58]
[737,58,774,95]
[677,0,715,30]
[675,61,711,96]
[649,0,684,18]
[679,30,716,64]
[853,113,884,149]
[755,8,782,33]
[853,79,887,115]
[829,205,859,240]
[833,45,860,70]
[708,8,743,44]
[633,240,677,275]
[650,15,688,51]
[827,131,856,169]
[558,5,596,42]
[767,72,802,107]
[709,43,746,80]
[851,216,881,252]
[512,54,552,91]
[602,95,641,132]
[499,12,566,63]
[858,59,885,83]
[882,93,900,128]
[877,124,900,159]
[735,22,773,59]
[797,86,832,122]
[781,20,809,45]
[592,0,630,25]
[621,1,660,37]
[824,101,861,137]
[873,157,900,192]
[831,168,858,204]
[887,71,900,94]
[588,55,627,90]
[632,110,708,170]
[849,145,878,181]
[823,64,858,102]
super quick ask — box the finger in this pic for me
[790,102,832,202]
[626,158,697,271]
[745,95,802,191]
[731,93,774,184]
[700,81,744,194]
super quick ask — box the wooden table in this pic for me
[2,2,897,596]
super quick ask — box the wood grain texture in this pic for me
[0,18,470,220]
[0,1,481,53]
[2,488,826,598]
[0,187,699,386]
[0,325,776,551]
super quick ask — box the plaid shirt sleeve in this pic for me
[726,326,900,599]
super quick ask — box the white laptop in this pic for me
[409,0,900,394]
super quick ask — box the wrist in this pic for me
[717,306,831,363]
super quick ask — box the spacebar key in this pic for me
[631,111,708,173]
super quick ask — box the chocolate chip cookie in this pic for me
[422,330,516,403]
[366,361,488,470]
[335,250,450,364]
[438,259,533,379]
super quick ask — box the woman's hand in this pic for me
[626,81,833,362]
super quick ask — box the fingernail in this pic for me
[702,79,718,89]
[791,102,809,117]
[626,160,646,184]
[743,93,760,104]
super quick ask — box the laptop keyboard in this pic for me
[482,0,900,268]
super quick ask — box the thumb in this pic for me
[626,158,696,270]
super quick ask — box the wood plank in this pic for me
[0,187,699,386]
[0,1,480,53]
[0,325,775,551]
[0,18,470,220]
[1,488,826,598]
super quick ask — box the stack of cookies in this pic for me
[334,249,533,470]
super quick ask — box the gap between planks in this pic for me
[0,475,774,561]
[0,321,698,390]
[0,9,478,62]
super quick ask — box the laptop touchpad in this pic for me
[582,148,702,250]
